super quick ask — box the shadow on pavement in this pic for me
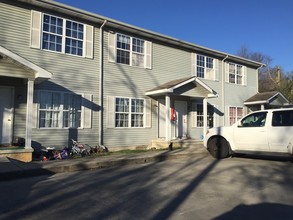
[214,203,293,220]
[233,153,293,162]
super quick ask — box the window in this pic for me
[194,103,214,128]
[116,34,145,67]
[229,107,243,125]
[272,110,293,126]
[115,97,144,128]
[31,11,93,58]
[228,63,245,85]
[241,112,267,127]
[39,91,82,128]
[42,14,84,56]
[194,54,216,80]
[108,32,152,69]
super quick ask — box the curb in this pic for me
[1,149,208,181]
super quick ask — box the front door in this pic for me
[0,87,14,145]
[174,101,187,138]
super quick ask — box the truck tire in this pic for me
[207,137,230,159]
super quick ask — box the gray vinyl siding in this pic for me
[0,3,100,149]
[103,30,192,148]
[224,67,258,107]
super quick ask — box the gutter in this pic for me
[99,20,107,146]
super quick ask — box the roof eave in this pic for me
[17,0,264,68]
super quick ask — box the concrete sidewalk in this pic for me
[0,145,209,181]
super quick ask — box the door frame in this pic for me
[174,100,187,138]
[0,86,14,145]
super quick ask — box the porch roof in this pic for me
[145,76,217,97]
[0,46,52,83]
[244,91,289,105]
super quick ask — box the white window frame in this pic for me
[228,106,244,126]
[30,11,93,58]
[114,97,145,128]
[194,54,216,80]
[116,33,145,67]
[41,13,85,56]
[37,91,84,129]
[227,62,247,85]
[108,32,152,69]
[192,103,215,128]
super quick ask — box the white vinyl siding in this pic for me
[108,32,152,69]
[30,10,93,58]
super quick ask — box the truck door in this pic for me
[268,110,293,153]
[233,111,269,151]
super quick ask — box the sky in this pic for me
[56,0,293,72]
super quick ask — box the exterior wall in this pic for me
[0,2,101,149]
[103,29,192,148]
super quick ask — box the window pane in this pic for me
[115,113,129,127]
[131,99,144,113]
[132,53,144,67]
[131,114,143,127]
[39,111,59,128]
[63,94,82,128]
[117,50,130,64]
[206,57,213,68]
[197,55,205,67]
[197,67,204,78]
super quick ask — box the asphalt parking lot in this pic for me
[1,153,292,220]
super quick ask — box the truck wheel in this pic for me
[207,137,230,159]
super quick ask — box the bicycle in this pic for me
[70,139,91,157]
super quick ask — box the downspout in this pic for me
[256,64,264,93]
[99,20,107,146]
[221,55,229,126]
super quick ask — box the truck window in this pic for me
[272,110,293,126]
[240,112,267,127]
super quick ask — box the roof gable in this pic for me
[145,76,216,97]
[0,45,52,82]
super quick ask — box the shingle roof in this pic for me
[245,91,279,103]
[244,91,290,106]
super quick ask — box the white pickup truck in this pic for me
[204,108,293,158]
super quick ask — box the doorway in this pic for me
[0,86,14,145]
[174,101,187,138]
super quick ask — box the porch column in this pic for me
[203,98,208,139]
[25,78,34,149]
[261,104,265,110]
[165,94,171,142]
